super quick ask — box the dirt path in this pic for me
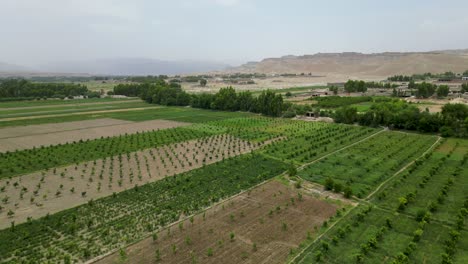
[0,106,160,122]
[0,99,140,111]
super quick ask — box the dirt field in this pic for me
[93,180,339,264]
[0,118,131,139]
[0,119,189,152]
[0,134,277,229]
[406,97,468,113]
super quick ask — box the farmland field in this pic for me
[0,101,466,264]
[289,138,468,264]
[95,180,342,264]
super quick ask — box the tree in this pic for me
[200,79,207,87]
[211,87,238,111]
[334,106,358,124]
[436,85,449,98]
[329,86,339,95]
[324,177,335,190]
[344,186,353,198]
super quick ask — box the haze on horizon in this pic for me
[1,0,468,68]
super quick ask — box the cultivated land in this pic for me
[289,138,468,264]
[95,180,340,264]
[0,99,466,264]
[0,134,273,229]
[0,119,190,152]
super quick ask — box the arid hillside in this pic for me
[228,50,468,78]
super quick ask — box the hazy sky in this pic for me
[1,0,468,66]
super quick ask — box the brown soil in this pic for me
[0,119,189,152]
[0,134,276,229]
[93,180,338,264]
[0,118,131,139]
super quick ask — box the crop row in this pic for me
[0,153,288,263]
[299,132,438,197]
[0,126,216,179]
[291,139,468,263]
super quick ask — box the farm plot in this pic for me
[195,117,378,161]
[0,118,131,139]
[0,125,216,179]
[298,131,438,197]
[262,121,377,164]
[0,101,149,119]
[0,106,254,129]
[290,139,468,264]
[95,180,340,264]
[0,134,277,228]
[0,119,190,152]
[0,154,288,263]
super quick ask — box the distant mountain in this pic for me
[228,50,468,77]
[39,58,230,76]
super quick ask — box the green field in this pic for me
[290,138,468,264]
[0,154,288,263]
[0,105,254,128]
[0,100,466,264]
[298,131,438,197]
[0,97,138,108]
[0,101,151,119]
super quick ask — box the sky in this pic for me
[1,0,468,67]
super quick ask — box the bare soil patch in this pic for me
[0,134,275,229]
[94,180,338,264]
[0,118,131,139]
[0,119,188,152]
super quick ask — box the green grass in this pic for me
[0,97,138,108]
[0,106,254,128]
[0,101,151,119]
[107,107,254,123]
[351,102,373,112]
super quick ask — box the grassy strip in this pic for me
[0,98,138,108]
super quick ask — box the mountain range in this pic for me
[227,49,468,78]
[1,49,468,77]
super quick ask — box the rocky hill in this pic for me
[228,50,468,78]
